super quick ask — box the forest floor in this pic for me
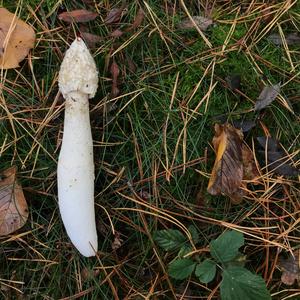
[0,0,299,299]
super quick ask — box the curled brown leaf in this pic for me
[207,123,244,198]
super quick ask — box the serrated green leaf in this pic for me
[168,259,196,280]
[195,259,217,283]
[210,230,244,263]
[188,225,199,244]
[153,229,186,251]
[220,266,271,300]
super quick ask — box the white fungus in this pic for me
[57,38,98,257]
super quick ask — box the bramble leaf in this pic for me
[168,259,196,280]
[210,230,244,263]
[220,266,271,300]
[195,260,217,283]
[153,229,186,251]
[188,225,199,244]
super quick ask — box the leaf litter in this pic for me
[256,136,299,176]
[0,166,28,236]
[178,16,213,31]
[267,32,300,46]
[130,8,145,30]
[207,124,244,203]
[105,6,127,25]
[254,83,281,111]
[58,9,98,23]
[279,250,300,286]
[110,60,120,96]
[80,32,102,48]
[207,123,260,203]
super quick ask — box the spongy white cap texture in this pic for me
[58,38,98,99]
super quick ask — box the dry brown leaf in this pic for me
[105,7,127,25]
[267,32,300,46]
[0,8,35,69]
[110,61,120,96]
[178,16,213,31]
[242,144,260,181]
[80,32,102,48]
[207,123,244,201]
[110,29,124,38]
[254,83,281,111]
[58,9,98,23]
[131,8,145,29]
[0,166,28,236]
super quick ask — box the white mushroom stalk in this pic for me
[57,38,98,257]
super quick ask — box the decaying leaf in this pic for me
[58,9,98,23]
[254,83,281,111]
[207,124,260,203]
[112,231,123,251]
[207,123,244,198]
[178,16,213,31]
[267,32,300,46]
[110,61,120,96]
[242,144,260,180]
[81,267,100,282]
[257,136,299,176]
[131,8,145,29]
[110,29,124,38]
[105,6,127,25]
[0,166,28,236]
[279,250,300,286]
[0,8,35,69]
[80,32,102,48]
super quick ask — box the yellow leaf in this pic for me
[0,8,35,69]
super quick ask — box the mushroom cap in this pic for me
[58,38,98,99]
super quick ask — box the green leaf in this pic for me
[220,266,271,300]
[195,259,217,283]
[168,259,196,280]
[188,225,199,244]
[178,244,193,257]
[225,252,247,268]
[210,230,244,263]
[153,229,186,251]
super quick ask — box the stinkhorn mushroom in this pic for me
[57,38,98,257]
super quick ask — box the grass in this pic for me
[0,0,299,299]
